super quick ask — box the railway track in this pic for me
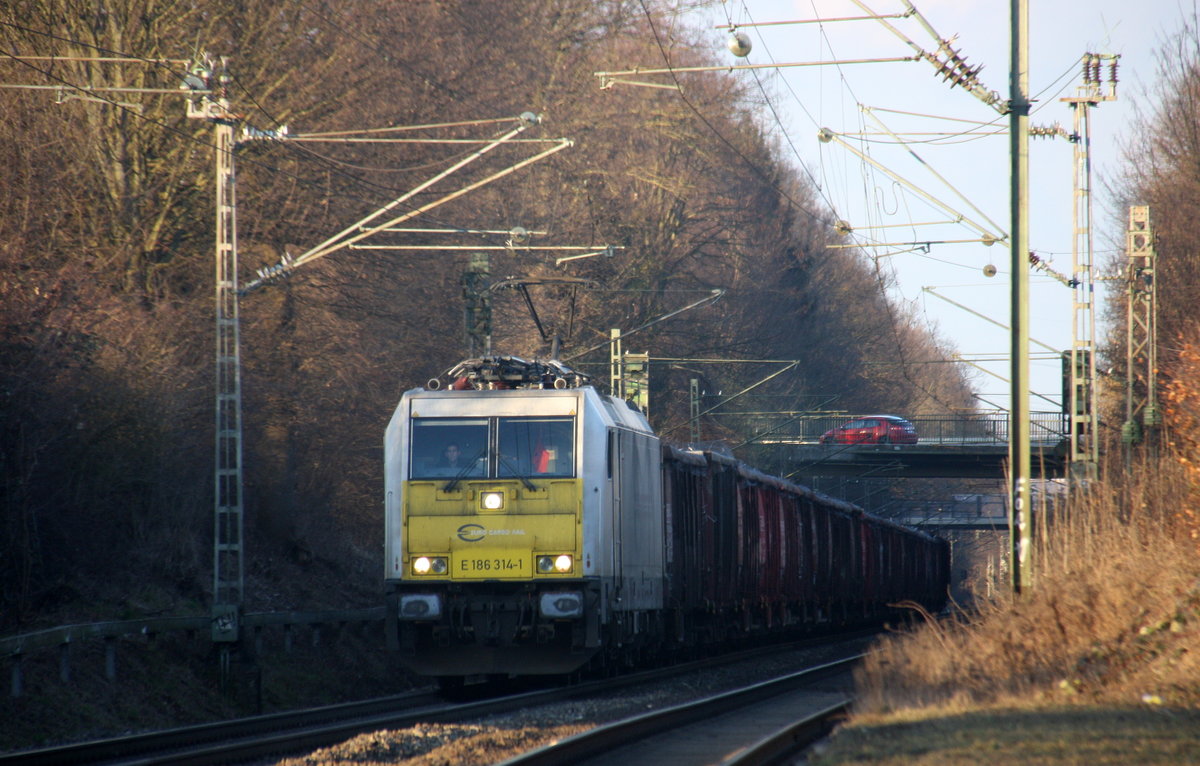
[0,635,870,765]
[0,688,451,766]
[498,656,856,766]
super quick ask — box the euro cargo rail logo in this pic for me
[457,524,485,542]
[457,524,526,542]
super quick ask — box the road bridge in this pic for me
[756,412,1068,480]
[886,496,1013,531]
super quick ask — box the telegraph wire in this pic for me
[712,2,972,413]
[1,18,538,236]
[0,38,526,250]
[722,2,846,220]
[222,64,521,203]
[637,0,828,228]
[226,68,493,177]
[0,19,193,82]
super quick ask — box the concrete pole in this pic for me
[1009,0,1033,594]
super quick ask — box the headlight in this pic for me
[536,554,573,574]
[412,556,448,575]
[480,491,504,511]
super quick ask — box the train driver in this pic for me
[437,443,464,475]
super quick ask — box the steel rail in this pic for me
[723,700,852,765]
[497,655,861,766]
[2,636,873,765]
[0,690,444,766]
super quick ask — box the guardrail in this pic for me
[2,607,385,698]
[752,411,1065,446]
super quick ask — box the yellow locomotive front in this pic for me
[384,361,602,678]
[400,406,580,585]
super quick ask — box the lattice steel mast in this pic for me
[1124,206,1160,464]
[184,58,245,644]
[1061,53,1118,482]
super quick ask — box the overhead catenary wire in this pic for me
[635,0,828,228]
[721,2,847,221]
[719,0,977,414]
[0,31,418,211]
[0,27,578,275]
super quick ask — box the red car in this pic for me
[819,415,918,445]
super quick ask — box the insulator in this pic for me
[727,30,752,58]
[1144,405,1162,428]
[1121,420,1142,444]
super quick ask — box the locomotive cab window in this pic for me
[499,417,574,478]
[410,419,488,479]
[409,416,575,479]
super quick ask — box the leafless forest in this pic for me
[25,0,1182,629]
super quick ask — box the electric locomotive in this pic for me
[384,355,661,677]
[384,355,950,681]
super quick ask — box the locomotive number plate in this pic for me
[454,550,530,578]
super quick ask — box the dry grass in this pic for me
[812,456,1200,763]
[811,458,1200,763]
[810,705,1200,765]
[855,459,1200,714]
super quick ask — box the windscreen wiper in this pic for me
[443,446,488,492]
[496,454,538,491]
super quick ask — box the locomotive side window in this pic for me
[606,431,613,478]
[410,419,488,479]
[498,417,575,477]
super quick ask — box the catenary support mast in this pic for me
[1009,0,1033,594]
[186,59,246,645]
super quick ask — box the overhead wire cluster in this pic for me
[0,17,562,251]
[707,3,1093,393]
[623,1,980,415]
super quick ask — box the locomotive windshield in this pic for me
[409,416,575,479]
[498,417,574,478]
[410,419,488,478]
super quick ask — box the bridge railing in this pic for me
[876,495,1010,526]
[754,411,1065,446]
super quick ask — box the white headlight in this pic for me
[412,556,447,575]
[536,554,573,574]
[481,491,504,510]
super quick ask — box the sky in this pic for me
[677,0,1184,412]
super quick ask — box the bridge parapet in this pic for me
[757,411,1065,447]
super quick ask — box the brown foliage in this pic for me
[854,459,1200,714]
[1110,15,1200,448]
[1161,335,1200,546]
[0,0,973,626]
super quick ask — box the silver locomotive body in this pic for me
[384,368,661,676]
[383,356,950,680]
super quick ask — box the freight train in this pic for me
[384,356,949,681]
